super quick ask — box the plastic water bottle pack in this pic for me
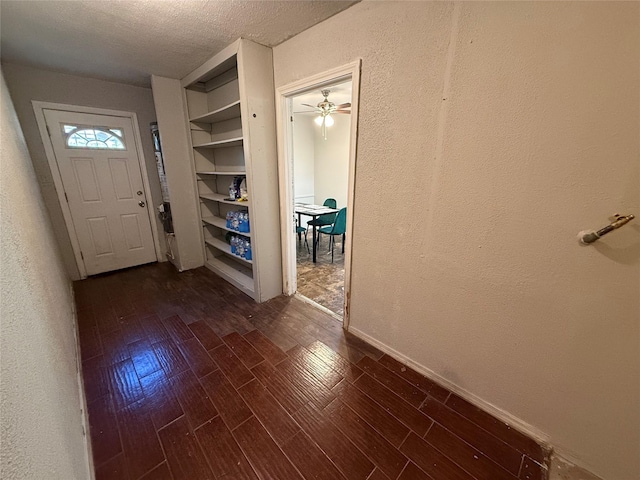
[226,210,250,233]
[229,235,251,261]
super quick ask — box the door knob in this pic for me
[138,201,146,207]
[137,191,143,196]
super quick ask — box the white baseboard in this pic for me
[294,195,315,204]
[348,326,607,479]
[347,326,552,454]
[549,454,604,480]
[70,285,96,480]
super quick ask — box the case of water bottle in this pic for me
[229,235,252,261]
[225,210,250,233]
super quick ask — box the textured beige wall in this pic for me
[314,113,350,209]
[274,2,640,479]
[293,114,316,204]
[0,71,90,479]
[2,63,165,280]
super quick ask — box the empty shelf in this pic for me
[190,100,241,124]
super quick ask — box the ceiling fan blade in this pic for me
[301,103,318,109]
[334,110,351,114]
[293,110,317,113]
[335,103,351,109]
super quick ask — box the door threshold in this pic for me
[294,293,344,324]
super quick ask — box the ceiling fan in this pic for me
[300,89,351,139]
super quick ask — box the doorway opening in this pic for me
[293,81,351,317]
[33,102,162,278]
[276,62,360,329]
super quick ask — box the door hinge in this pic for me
[290,116,294,122]
[46,125,51,137]
[80,251,84,260]
[64,191,69,202]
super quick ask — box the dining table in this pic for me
[294,203,340,263]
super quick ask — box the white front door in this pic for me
[44,109,157,275]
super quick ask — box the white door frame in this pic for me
[275,60,361,330]
[32,101,162,279]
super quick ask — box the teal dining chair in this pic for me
[307,198,337,248]
[318,207,347,262]
[295,218,310,253]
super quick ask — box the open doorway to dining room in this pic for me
[293,81,351,316]
[276,62,360,327]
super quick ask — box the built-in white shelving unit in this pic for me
[192,137,244,149]
[204,237,253,265]
[202,215,252,237]
[190,100,241,124]
[197,171,246,176]
[180,39,282,301]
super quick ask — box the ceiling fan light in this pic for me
[324,114,334,127]
[314,115,324,126]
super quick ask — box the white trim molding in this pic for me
[275,59,361,330]
[348,325,554,456]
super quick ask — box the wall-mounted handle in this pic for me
[579,214,635,244]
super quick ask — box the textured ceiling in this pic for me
[0,0,357,87]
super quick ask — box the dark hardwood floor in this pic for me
[75,262,549,480]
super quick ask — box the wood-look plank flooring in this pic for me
[75,262,549,480]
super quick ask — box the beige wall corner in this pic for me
[151,75,204,271]
[273,2,640,479]
[0,70,91,479]
[550,454,605,480]
[2,63,166,279]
